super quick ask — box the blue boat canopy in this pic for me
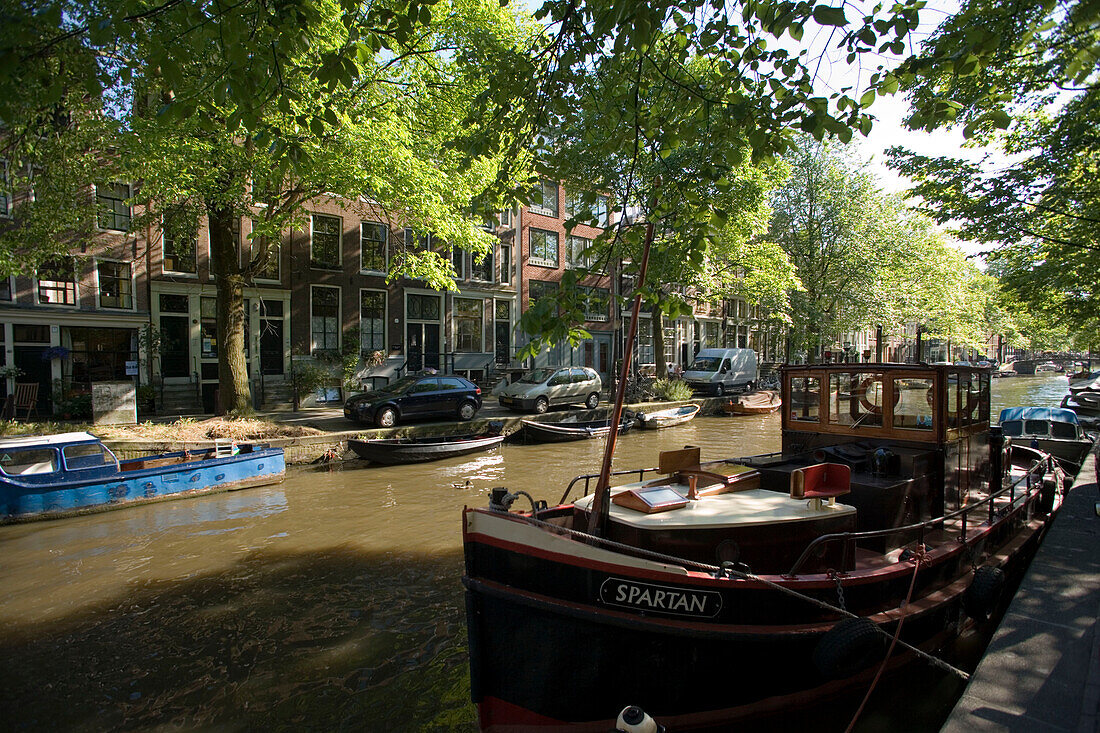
[998,407,1080,425]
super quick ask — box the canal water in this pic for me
[0,374,1072,731]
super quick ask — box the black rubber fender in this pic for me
[963,565,1006,621]
[812,617,885,680]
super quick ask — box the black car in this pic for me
[343,374,482,427]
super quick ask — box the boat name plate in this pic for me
[598,577,722,618]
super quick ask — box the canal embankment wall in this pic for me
[943,444,1100,732]
[102,397,731,465]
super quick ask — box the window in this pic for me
[452,246,465,279]
[567,235,590,268]
[454,298,483,353]
[499,208,513,227]
[311,286,340,352]
[404,229,434,251]
[498,240,511,285]
[159,293,189,313]
[360,290,386,354]
[311,214,342,270]
[0,276,11,301]
[471,248,493,281]
[407,293,440,320]
[249,239,280,281]
[529,228,559,267]
[96,182,130,231]
[97,261,132,309]
[200,297,217,358]
[37,258,77,305]
[582,286,609,322]
[361,221,387,272]
[529,279,558,305]
[704,321,719,347]
[163,229,198,274]
[0,160,9,218]
[530,180,559,217]
[565,192,608,228]
[790,376,821,423]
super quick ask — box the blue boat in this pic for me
[998,406,1095,471]
[0,432,285,523]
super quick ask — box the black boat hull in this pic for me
[348,434,504,464]
[520,419,634,443]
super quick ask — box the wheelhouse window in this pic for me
[0,448,58,475]
[454,297,483,353]
[63,443,110,469]
[892,377,934,431]
[529,229,559,267]
[96,182,130,231]
[97,261,133,309]
[530,180,559,218]
[828,372,886,428]
[311,214,342,270]
[789,376,821,423]
[37,258,77,305]
[360,290,385,353]
[311,286,340,353]
[361,221,387,273]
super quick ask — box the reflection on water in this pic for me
[0,376,1071,730]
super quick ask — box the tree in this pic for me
[769,138,981,359]
[887,0,1099,340]
[0,0,533,414]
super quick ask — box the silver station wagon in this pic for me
[498,366,602,413]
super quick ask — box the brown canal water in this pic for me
[0,374,1073,731]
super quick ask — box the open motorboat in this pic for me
[998,407,1095,472]
[0,432,284,523]
[723,388,782,415]
[348,430,505,465]
[518,414,635,443]
[462,363,1064,731]
[634,403,701,429]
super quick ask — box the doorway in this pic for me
[406,322,440,372]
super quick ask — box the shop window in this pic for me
[455,297,483,353]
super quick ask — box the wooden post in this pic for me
[587,221,655,537]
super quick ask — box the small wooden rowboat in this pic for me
[519,415,635,443]
[348,432,505,465]
[724,389,782,415]
[635,403,700,429]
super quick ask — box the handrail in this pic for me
[785,454,1054,576]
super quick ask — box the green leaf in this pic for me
[812,5,848,26]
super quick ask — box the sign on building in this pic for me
[92,381,137,426]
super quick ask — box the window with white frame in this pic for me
[37,258,77,305]
[96,182,131,231]
[452,245,465,279]
[361,221,387,272]
[567,235,590,268]
[360,290,386,354]
[404,229,434,251]
[0,160,10,218]
[311,214,342,270]
[163,228,198,274]
[249,238,280,281]
[704,321,719,347]
[564,192,608,228]
[471,247,493,281]
[530,180,559,218]
[311,286,340,353]
[498,239,511,285]
[454,297,483,353]
[581,286,609,322]
[499,208,513,227]
[529,228,558,267]
[97,261,133,309]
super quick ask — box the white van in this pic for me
[682,348,758,396]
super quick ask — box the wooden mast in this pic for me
[587,221,655,536]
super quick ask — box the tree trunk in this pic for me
[652,305,667,380]
[209,206,252,415]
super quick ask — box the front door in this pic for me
[160,315,190,378]
[406,323,440,372]
[260,319,283,375]
[494,300,511,365]
[13,346,51,412]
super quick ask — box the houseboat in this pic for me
[0,432,285,522]
[462,363,1062,731]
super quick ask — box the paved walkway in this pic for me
[944,448,1100,732]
